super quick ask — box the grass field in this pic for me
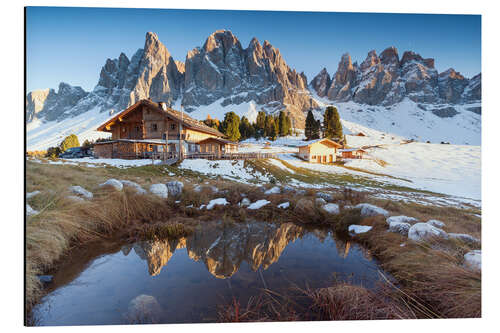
[25,159,481,322]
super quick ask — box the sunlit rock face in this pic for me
[27,30,317,128]
[310,47,481,108]
[183,30,317,125]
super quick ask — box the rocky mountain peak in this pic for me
[360,50,379,71]
[310,68,331,98]
[379,46,399,66]
[311,46,481,107]
[400,51,435,69]
[203,29,242,53]
[439,68,465,80]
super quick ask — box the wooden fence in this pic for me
[184,152,277,160]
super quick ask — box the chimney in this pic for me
[159,102,167,110]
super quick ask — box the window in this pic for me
[151,123,158,132]
[170,123,176,130]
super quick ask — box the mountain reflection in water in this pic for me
[32,220,380,326]
[125,222,367,278]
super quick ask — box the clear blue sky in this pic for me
[26,7,481,92]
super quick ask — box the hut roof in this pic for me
[97,99,224,137]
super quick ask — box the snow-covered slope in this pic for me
[312,94,481,145]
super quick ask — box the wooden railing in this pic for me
[184,152,277,160]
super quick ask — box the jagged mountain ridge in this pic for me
[27,30,316,127]
[26,30,481,149]
[310,47,481,112]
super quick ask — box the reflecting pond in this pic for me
[32,221,384,325]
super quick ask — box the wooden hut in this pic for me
[94,99,225,159]
[297,138,342,163]
[198,137,238,158]
[339,148,366,159]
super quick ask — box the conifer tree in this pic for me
[305,110,316,140]
[221,112,241,141]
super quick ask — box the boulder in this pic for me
[206,198,229,210]
[264,186,281,195]
[355,203,389,217]
[277,202,290,209]
[386,215,418,225]
[149,184,168,199]
[449,233,480,245]
[239,197,251,207]
[99,179,123,191]
[248,199,271,210]
[26,204,38,216]
[408,222,448,242]
[166,181,184,197]
[321,203,340,215]
[26,190,41,199]
[426,219,445,228]
[294,198,314,215]
[126,294,162,324]
[348,225,372,235]
[388,221,412,236]
[120,180,146,194]
[316,192,333,201]
[69,185,94,199]
[463,250,481,271]
[315,198,327,205]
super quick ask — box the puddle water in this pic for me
[32,221,385,326]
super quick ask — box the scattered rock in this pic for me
[26,190,41,199]
[426,219,445,228]
[126,294,162,324]
[282,185,295,193]
[408,222,448,242]
[166,181,184,197]
[388,221,412,236]
[277,202,290,209]
[316,192,333,202]
[99,179,123,191]
[120,180,146,194]
[315,198,327,205]
[69,185,94,199]
[321,203,340,215]
[449,233,480,245]
[463,250,481,271]
[248,199,271,210]
[239,198,251,207]
[294,198,314,215]
[206,198,229,210]
[264,186,281,195]
[355,203,389,217]
[149,184,168,198]
[26,204,38,216]
[348,225,373,235]
[386,215,418,225]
